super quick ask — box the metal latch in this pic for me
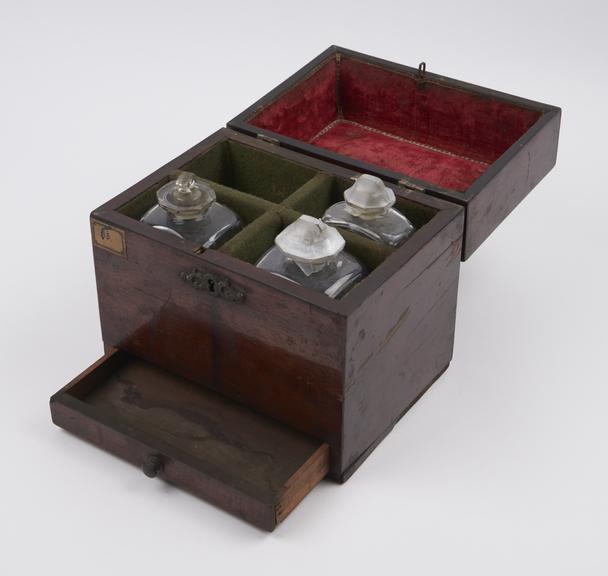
[257,133,280,145]
[398,178,427,193]
[418,62,426,80]
[180,267,246,303]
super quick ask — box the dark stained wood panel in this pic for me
[51,351,329,531]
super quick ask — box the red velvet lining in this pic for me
[251,59,337,142]
[249,56,541,192]
[312,120,487,191]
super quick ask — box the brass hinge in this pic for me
[256,133,280,145]
[398,178,427,193]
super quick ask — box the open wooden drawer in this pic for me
[50,349,329,531]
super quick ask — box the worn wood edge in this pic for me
[49,354,330,531]
[275,443,330,524]
[461,109,561,260]
[338,362,451,483]
[49,349,125,400]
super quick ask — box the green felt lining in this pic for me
[280,173,335,213]
[119,177,170,220]
[183,141,317,203]
[338,228,394,271]
[117,139,438,277]
[220,204,393,271]
[220,211,284,264]
[219,207,300,264]
[282,173,437,229]
[118,178,272,225]
[203,181,274,224]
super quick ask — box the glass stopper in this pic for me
[275,215,345,276]
[344,174,396,219]
[156,171,216,220]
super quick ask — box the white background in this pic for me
[1,1,606,574]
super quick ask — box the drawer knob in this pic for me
[142,454,163,478]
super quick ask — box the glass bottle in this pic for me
[322,174,415,247]
[140,172,242,248]
[256,215,366,299]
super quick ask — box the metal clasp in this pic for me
[180,268,246,303]
[398,178,427,193]
[418,61,426,80]
[256,133,280,146]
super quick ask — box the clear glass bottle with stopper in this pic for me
[140,171,242,248]
[322,174,415,247]
[256,215,366,299]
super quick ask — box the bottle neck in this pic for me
[291,256,338,277]
[168,210,207,226]
[345,203,391,221]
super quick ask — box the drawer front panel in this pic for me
[50,351,329,531]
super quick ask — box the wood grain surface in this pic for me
[51,351,329,531]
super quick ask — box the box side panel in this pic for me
[91,222,345,475]
[342,212,463,476]
[461,110,561,259]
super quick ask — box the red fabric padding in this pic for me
[249,56,541,192]
[339,58,540,165]
[251,59,337,142]
[312,121,487,191]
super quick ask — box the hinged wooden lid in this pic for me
[228,46,561,260]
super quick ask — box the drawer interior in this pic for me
[116,138,439,294]
[50,350,329,531]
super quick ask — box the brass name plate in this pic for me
[92,220,126,257]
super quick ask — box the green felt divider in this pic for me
[119,177,170,220]
[116,139,435,279]
[200,180,275,224]
[117,177,274,225]
[280,175,400,271]
[227,142,317,203]
[338,228,395,272]
[183,140,317,204]
[219,211,284,264]
[282,172,437,230]
[219,206,303,263]
[273,206,302,225]
[220,203,393,272]
[182,140,229,183]
[280,172,335,213]
[394,198,436,230]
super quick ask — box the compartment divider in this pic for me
[219,206,308,265]
[221,203,394,273]
[280,173,335,215]
[219,211,285,265]
[337,229,396,272]
[199,179,277,224]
